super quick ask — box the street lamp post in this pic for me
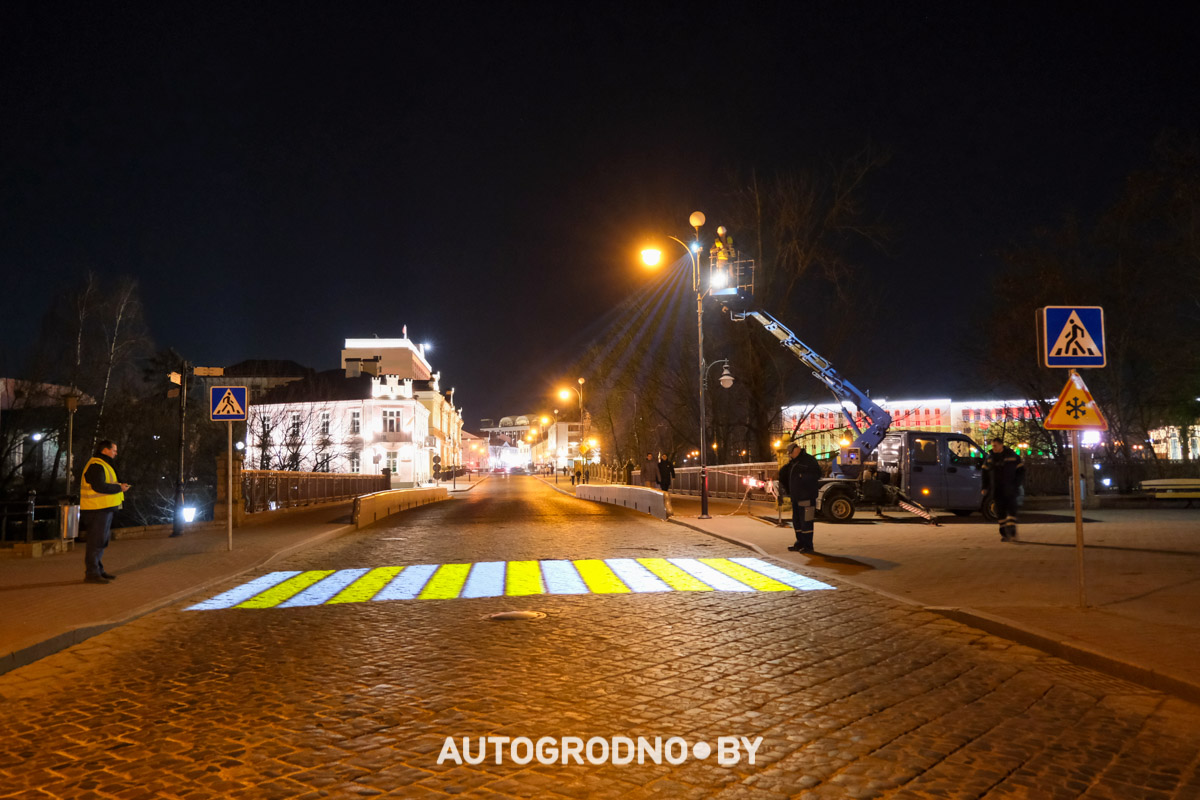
[559,378,586,471]
[642,211,716,517]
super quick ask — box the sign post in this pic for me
[1043,370,1108,608]
[210,386,248,552]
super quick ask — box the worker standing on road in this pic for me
[786,443,822,553]
[983,437,1024,541]
[79,439,131,584]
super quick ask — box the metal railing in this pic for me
[0,491,68,544]
[241,470,390,513]
[637,461,781,501]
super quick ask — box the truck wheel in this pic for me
[982,497,998,522]
[823,493,856,523]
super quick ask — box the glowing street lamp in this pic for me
[641,210,725,518]
[558,378,585,430]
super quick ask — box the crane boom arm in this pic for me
[738,310,893,456]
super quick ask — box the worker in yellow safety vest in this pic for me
[79,439,131,584]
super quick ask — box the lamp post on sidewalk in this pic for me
[559,378,586,473]
[641,211,725,519]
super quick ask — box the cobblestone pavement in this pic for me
[3,478,1200,799]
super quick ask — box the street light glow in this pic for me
[640,248,662,267]
[558,389,571,400]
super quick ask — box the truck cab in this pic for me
[816,431,989,522]
[874,431,987,516]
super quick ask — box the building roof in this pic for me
[255,370,374,404]
[224,359,314,378]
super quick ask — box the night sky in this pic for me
[3,3,1198,422]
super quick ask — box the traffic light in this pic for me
[433,455,442,466]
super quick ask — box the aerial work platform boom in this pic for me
[732,310,892,475]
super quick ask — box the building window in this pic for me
[351,410,361,435]
[349,453,360,474]
[384,409,400,432]
[320,411,330,436]
[290,411,301,437]
[386,452,397,473]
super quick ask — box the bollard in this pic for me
[25,489,36,544]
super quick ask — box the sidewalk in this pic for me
[541,478,1200,702]
[668,492,1200,703]
[0,476,487,676]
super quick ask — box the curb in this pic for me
[2,521,362,677]
[665,516,1200,705]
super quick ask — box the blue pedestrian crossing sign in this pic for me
[1042,306,1105,368]
[210,386,248,421]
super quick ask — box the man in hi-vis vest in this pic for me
[80,439,131,584]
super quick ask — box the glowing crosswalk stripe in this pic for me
[186,557,835,611]
[505,560,545,596]
[238,570,336,608]
[373,564,438,601]
[461,561,506,598]
[542,560,588,594]
[699,558,792,591]
[419,563,472,600]
[328,566,404,604]
[605,558,672,593]
[186,571,300,610]
[280,568,370,607]
[667,559,755,591]
[574,559,631,594]
[730,557,836,591]
[636,558,714,591]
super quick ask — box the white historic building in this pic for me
[245,335,463,488]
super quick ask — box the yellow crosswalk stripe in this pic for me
[328,566,404,604]
[237,570,335,608]
[700,558,793,591]
[506,560,545,596]
[636,558,714,591]
[573,559,631,593]
[418,563,472,600]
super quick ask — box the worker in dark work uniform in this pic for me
[982,437,1023,541]
[786,443,822,553]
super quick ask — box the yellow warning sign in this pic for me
[1044,371,1108,431]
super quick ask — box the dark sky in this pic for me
[3,3,1198,423]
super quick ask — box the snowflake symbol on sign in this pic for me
[1065,398,1087,420]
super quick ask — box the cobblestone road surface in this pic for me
[3,477,1200,799]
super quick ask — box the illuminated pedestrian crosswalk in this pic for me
[186,557,834,611]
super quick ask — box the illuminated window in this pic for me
[384,410,400,432]
[386,452,397,473]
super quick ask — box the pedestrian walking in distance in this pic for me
[657,455,675,492]
[983,437,1024,541]
[79,439,131,584]
[786,443,822,553]
[641,452,661,489]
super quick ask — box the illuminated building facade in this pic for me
[245,334,463,488]
[782,398,1045,456]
